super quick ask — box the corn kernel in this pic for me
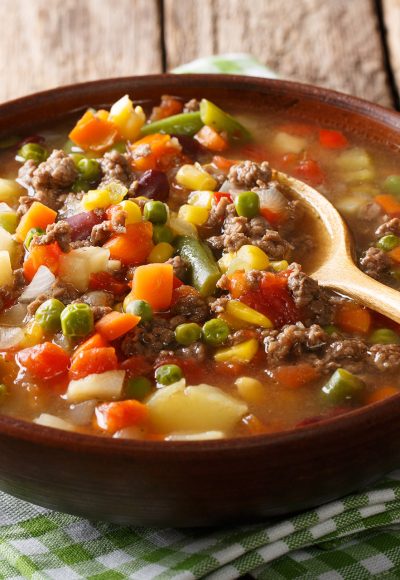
[175,164,217,191]
[169,215,198,238]
[218,252,235,273]
[147,242,174,263]
[118,200,142,224]
[178,204,209,226]
[227,245,269,275]
[188,191,214,209]
[235,376,265,404]
[20,321,44,348]
[214,338,259,363]
[82,189,111,211]
[109,95,146,141]
[226,300,273,329]
[270,260,289,272]
[107,182,128,204]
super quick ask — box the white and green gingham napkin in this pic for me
[2,55,400,580]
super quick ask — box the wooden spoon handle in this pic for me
[315,266,400,324]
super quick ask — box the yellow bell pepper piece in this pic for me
[227,245,269,275]
[226,300,273,329]
[20,320,44,348]
[175,164,217,191]
[178,204,209,226]
[188,191,214,209]
[218,312,251,330]
[215,338,259,363]
[118,200,142,224]
[147,242,174,263]
[109,94,146,141]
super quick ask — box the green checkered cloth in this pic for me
[2,54,400,579]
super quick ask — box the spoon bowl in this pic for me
[278,171,400,324]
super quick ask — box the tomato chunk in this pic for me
[17,342,70,380]
[69,347,118,380]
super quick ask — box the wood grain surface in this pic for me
[0,0,399,109]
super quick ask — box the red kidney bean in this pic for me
[66,210,105,241]
[171,134,203,158]
[135,170,169,201]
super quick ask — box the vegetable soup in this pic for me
[0,93,399,440]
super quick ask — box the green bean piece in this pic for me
[377,234,400,252]
[35,299,66,333]
[199,99,251,141]
[175,322,202,346]
[323,324,340,336]
[77,158,101,182]
[125,376,152,400]
[155,364,183,386]
[234,191,260,218]
[369,328,400,345]
[143,200,168,224]
[24,227,45,250]
[72,178,91,193]
[60,303,94,338]
[125,299,153,322]
[175,236,221,297]
[321,368,365,405]
[0,211,18,234]
[17,143,48,163]
[153,224,174,244]
[141,112,203,137]
[383,175,400,197]
[202,318,230,346]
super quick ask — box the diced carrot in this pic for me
[388,246,400,264]
[15,202,57,243]
[95,400,148,433]
[319,129,348,149]
[150,95,183,121]
[367,386,399,404]
[228,271,248,299]
[72,333,109,360]
[212,155,237,171]
[129,133,181,171]
[23,242,62,281]
[69,347,118,380]
[69,109,119,152]
[194,126,229,152]
[95,311,140,341]
[17,342,70,381]
[103,222,153,265]
[272,363,319,389]
[335,303,372,335]
[132,263,173,311]
[89,271,130,295]
[374,194,400,216]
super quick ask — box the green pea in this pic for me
[60,303,94,338]
[35,299,65,333]
[71,178,91,193]
[202,318,230,346]
[377,234,400,252]
[17,143,48,163]
[155,364,183,386]
[125,299,153,322]
[69,153,85,166]
[383,175,400,197]
[153,224,174,244]
[234,191,260,218]
[110,141,127,154]
[369,328,400,345]
[125,376,152,400]
[143,200,168,224]
[323,324,340,336]
[24,227,45,250]
[175,322,202,346]
[321,368,365,405]
[77,158,101,182]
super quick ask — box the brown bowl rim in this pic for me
[1,73,400,455]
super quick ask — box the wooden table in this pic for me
[1,0,400,109]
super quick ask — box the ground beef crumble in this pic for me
[360,247,392,280]
[121,319,176,357]
[287,263,333,325]
[166,256,189,281]
[170,289,210,324]
[32,220,72,253]
[27,281,80,315]
[228,160,272,189]
[99,150,132,187]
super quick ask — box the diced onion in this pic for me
[256,184,288,214]
[34,413,76,432]
[0,326,24,349]
[19,266,55,303]
[165,431,225,441]
[0,303,27,326]
[66,400,97,426]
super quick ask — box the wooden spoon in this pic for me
[277,171,400,324]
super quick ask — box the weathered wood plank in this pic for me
[164,0,392,106]
[382,0,400,102]
[0,0,162,103]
